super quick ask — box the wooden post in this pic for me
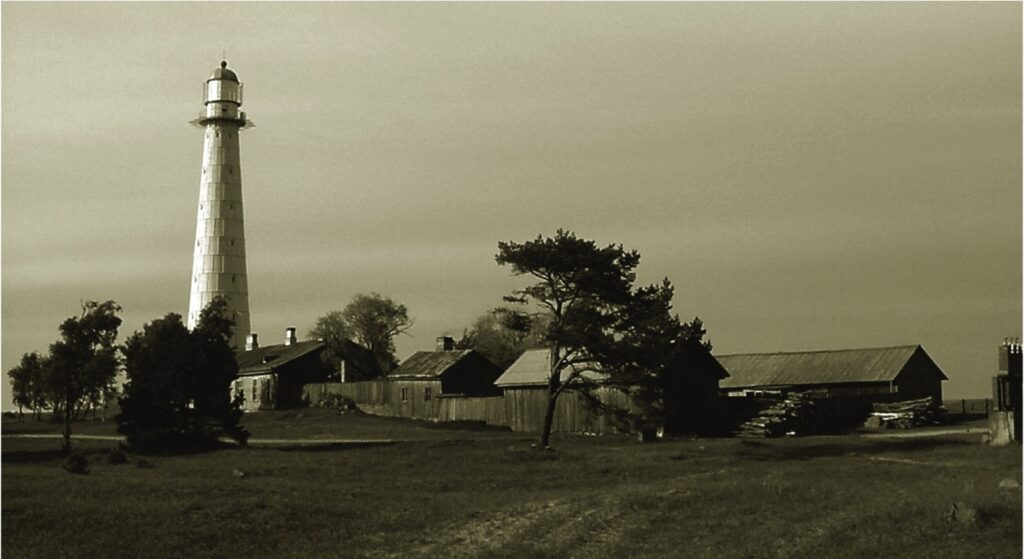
[961,398,966,415]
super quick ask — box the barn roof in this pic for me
[388,350,476,379]
[236,340,323,376]
[495,349,603,388]
[716,345,947,389]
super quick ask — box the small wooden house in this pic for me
[233,328,374,411]
[386,337,502,420]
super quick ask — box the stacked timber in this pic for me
[735,393,821,437]
[867,397,942,429]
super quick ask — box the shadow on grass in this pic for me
[268,441,399,453]
[734,436,977,462]
[1,445,114,465]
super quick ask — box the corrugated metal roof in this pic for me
[388,350,473,379]
[717,345,946,389]
[236,340,323,375]
[495,349,603,387]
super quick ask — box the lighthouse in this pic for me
[187,61,251,348]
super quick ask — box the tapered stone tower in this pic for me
[187,61,251,348]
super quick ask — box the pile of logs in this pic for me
[865,397,942,429]
[735,393,822,437]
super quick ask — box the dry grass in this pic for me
[2,412,1020,558]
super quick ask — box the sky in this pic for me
[2,2,1020,409]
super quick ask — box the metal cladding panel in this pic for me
[716,346,932,389]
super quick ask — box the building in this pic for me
[232,328,374,411]
[716,345,947,402]
[188,61,253,349]
[386,337,502,420]
[495,342,728,435]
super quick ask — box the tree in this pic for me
[310,293,413,376]
[455,308,548,370]
[116,298,248,453]
[496,230,701,448]
[46,300,122,453]
[7,352,49,421]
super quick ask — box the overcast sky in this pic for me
[2,2,1020,408]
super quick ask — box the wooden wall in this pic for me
[503,386,636,434]
[389,380,443,420]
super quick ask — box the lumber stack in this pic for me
[866,397,942,429]
[735,393,821,437]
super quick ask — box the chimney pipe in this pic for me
[285,327,297,346]
[246,333,259,351]
[436,336,455,351]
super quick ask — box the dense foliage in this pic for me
[116,299,248,453]
[5,301,123,452]
[7,351,50,420]
[310,292,413,377]
[455,308,549,370]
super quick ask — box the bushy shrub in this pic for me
[108,447,129,465]
[62,453,90,475]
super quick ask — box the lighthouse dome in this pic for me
[209,61,238,82]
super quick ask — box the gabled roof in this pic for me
[716,345,948,389]
[388,350,475,379]
[236,340,324,376]
[495,349,603,388]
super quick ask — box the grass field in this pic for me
[3,411,1021,558]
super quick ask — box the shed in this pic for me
[386,337,502,419]
[495,341,728,435]
[716,345,947,402]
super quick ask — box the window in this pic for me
[401,387,408,402]
[424,387,431,401]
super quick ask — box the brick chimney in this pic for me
[436,336,455,351]
[245,333,259,351]
[285,327,297,346]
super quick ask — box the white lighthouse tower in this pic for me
[187,61,251,348]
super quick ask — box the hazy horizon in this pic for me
[3,2,1021,410]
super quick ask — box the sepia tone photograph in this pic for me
[2,2,1021,557]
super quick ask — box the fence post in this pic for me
[961,398,966,415]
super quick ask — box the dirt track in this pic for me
[375,468,734,559]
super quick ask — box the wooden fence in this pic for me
[303,380,389,406]
[302,381,638,434]
[437,396,508,426]
[942,398,993,416]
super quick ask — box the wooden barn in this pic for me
[233,328,374,411]
[495,343,729,435]
[716,345,947,422]
[386,337,503,420]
